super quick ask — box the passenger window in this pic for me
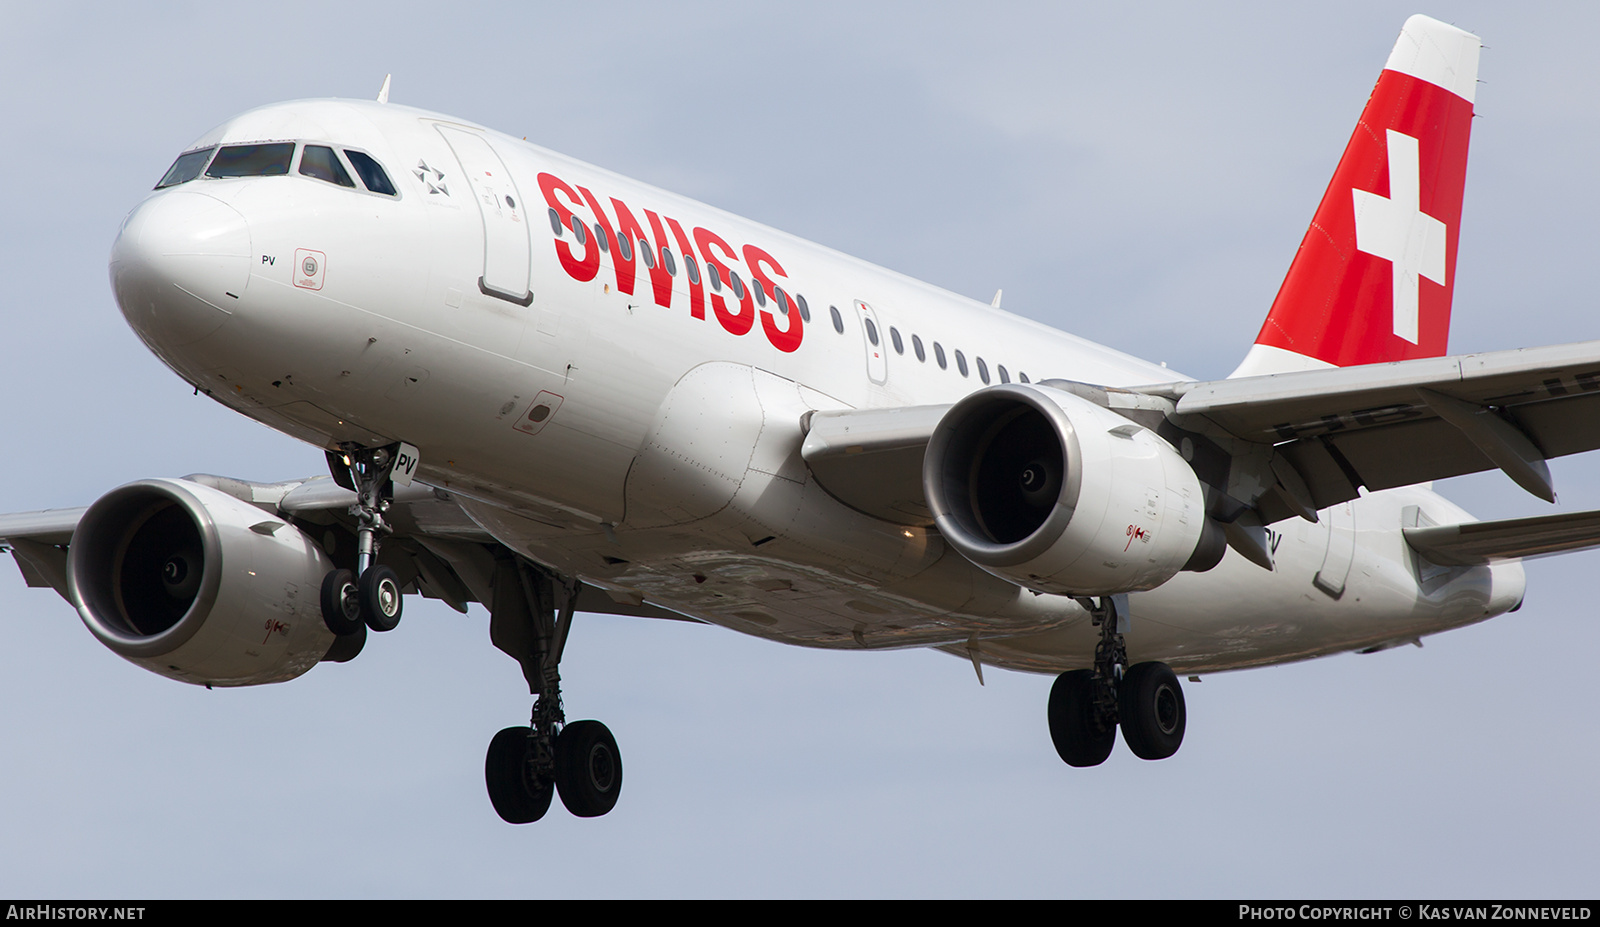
[752,279,767,307]
[299,146,356,187]
[344,150,397,195]
[730,272,746,300]
[570,216,587,245]
[890,327,904,355]
[977,357,990,384]
[640,241,655,268]
[912,334,925,362]
[934,342,947,369]
[707,262,722,291]
[155,147,214,189]
[775,287,790,315]
[207,143,294,178]
[796,294,811,323]
[662,246,677,276]
[594,223,608,252]
[686,256,700,284]
[618,235,633,261]
[956,350,969,377]
[830,305,844,333]
[548,207,564,236]
[998,365,1010,384]
[864,317,880,346]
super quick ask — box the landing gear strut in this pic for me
[318,444,406,636]
[483,559,622,823]
[1047,595,1186,766]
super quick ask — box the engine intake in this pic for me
[69,478,336,686]
[924,384,1211,595]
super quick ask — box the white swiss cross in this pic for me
[1352,129,1447,344]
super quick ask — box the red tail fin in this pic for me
[1232,15,1480,378]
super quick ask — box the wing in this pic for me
[1134,339,1600,521]
[795,340,1600,576]
[800,405,947,526]
[0,474,696,625]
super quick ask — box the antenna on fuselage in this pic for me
[376,74,392,104]
[990,289,1002,309]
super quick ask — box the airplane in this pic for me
[4,12,1596,825]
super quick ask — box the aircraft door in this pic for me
[436,126,532,306]
[855,300,888,385]
[1313,501,1356,598]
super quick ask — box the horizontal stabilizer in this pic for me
[1404,509,1600,566]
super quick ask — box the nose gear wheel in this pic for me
[317,443,412,650]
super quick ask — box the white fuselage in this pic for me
[109,99,1525,676]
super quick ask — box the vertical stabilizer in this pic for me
[1231,15,1479,378]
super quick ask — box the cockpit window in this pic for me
[299,145,355,187]
[206,143,295,178]
[344,150,397,196]
[155,147,214,189]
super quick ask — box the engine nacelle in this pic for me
[68,478,337,687]
[924,384,1209,596]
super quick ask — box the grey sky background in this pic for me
[1,1,1597,898]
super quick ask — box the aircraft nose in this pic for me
[110,190,251,349]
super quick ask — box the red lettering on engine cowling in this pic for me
[538,170,804,351]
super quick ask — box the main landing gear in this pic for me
[1048,595,1186,767]
[318,444,406,654]
[483,558,622,823]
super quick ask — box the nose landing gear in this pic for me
[318,444,409,639]
[1047,596,1186,766]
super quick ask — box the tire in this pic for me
[485,726,554,824]
[359,564,403,632]
[320,569,362,636]
[1047,670,1116,767]
[554,720,623,817]
[1118,661,1186,760]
